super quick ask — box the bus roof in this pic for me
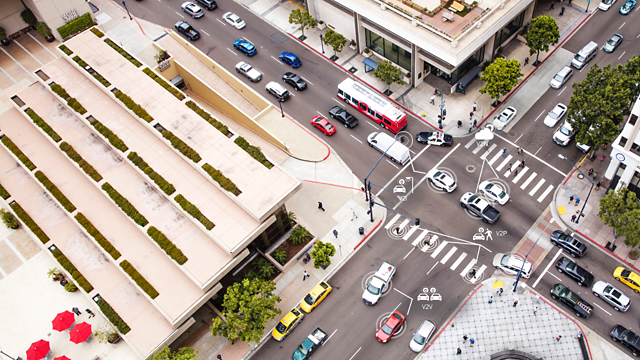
[339,79,405,122]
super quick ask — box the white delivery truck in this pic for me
[362,261,396,305]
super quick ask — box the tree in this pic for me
[210,278,281,345]
[624,55,640,110]
[152,346,200,360]
[373,60,404,92]
[254,257,275,279]
[598,187,640,249]
[311,240,336,269]
[478,58,522,101]
[288,9,316,37]
[524,15,559,64]
[322,29,347,56]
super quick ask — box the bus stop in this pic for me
[363,58,378,73]
[455,66,482,94]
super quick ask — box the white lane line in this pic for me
[532,248,564,288]
[398,218,411,232]
[385,214,402,229]
[534,111,545,122]
[426,262,438,275]
[488,151,503,166]
[529,178,546,196]
[471,265,487,283]
[450,253,467,270]
[460,259,477,277]
[271,55,281,63]
[201,29,210,36]
[512,167,528,183]
[367,121,378,129]
[316,111,324,117]
[333,98,344,106]
[403,225,419,240]
[323,329,337,346]
[558,87,567,96]
[503,160,520,177]
[216,18,226,26]
[175,11,185,18]
[349,348,362,360]
[547,272,562,281]
[351,135,362,144]
[496,155,512,171]
[403,247,415,260]
[537,185,555,203]
[480,144,497,160]
[440,247,457,264]
[386,159,399,169]
[412,229,429,246]
[593,303,612,316]
[430,241,449,258]
[300,76,314,85]
[521,172,537,189]
[619,51,626,60]
[620,22,626,29]
[514,134,523,143]
[464,137,476,149]
[227,48,238,55]
[533,146,542,156]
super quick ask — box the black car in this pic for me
[550,230,586,257]
[550,283,593,318]
[611,325,640,356]
[555,257,594,286]
[281,72,307,91]
[196,0,217,10]
[328,106,358,128]
[416,131,453,146]
[174,21,200,41]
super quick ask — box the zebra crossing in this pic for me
[464,138,555,203]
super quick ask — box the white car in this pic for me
[553,120,574,146]
[543,103,567,127]
[592,280,630,312]
[181,2,204,18]
[492,106,517,131]
[235,62,262,82]
[223,12,246,29]
[598,0,617,10]
[492,253,532,278]
[409,320,436,352]
[479,181,509,205]
[426,169,456,193]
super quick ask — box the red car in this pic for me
[311,116,336,136]
[376,311,405,343]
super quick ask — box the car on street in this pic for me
[265,81,290,101]
[223,12,246,29]
[300,281,332,312]
[181,2,204,18]
[280,52,302,68]
[550,283,593,318]
[553,120,575,146]
[550,230,586,257]
[478,180,509,205]
[416,131,453,146]
[614,267,640,293]
[555,257,594,286]
[311,116,336,136]
[174,21,200,41]
[409,320,436,352]
[460,192,501,224]
[427,169,456,192]
[362,262,396,305]
[329,106,358,128]
[233,39,256,56]
[543,103,567,127]
[592,281,631,312]
[282,72,307,91]
[235,62,262,82]
[195,0,217,10]
[604,34,623,53]
[376,311,405,343]
[599,0,617,10]
[293,328,326,360]
[620,0,636,13]
[492,106,517,131]
[492,253,532,278]
[611,325,640,356]
[272,308,304,341]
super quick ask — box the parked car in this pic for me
[311,116,336,136]
[611,325,640,356]
[479,180,509,205]
[223,12,246,29]
[592,281,630,312]
[416,131,453,146]
[427,169,456,192]
[235,62,262,82]
[265,81,290,101]
[493,253,532,278]
[550,283,593,318]
[280,52,302,68]
[604,33,623,53]
[460,192,501,224]
[181,2,204,18]
[282,72,307,91]
[614,267,640,293]
[195,0,217,10]
[555,257,594,286]
[329,106,358,128]
[550,230,586,257]
[233,39,256,56]
[492,106,517,131]
[376,311,405,343]
[620,0,636,14]
[174,20,200,41]
[272,307,304,341]
[553,120,575,146]
[300,281,332,312]
[599,0,617,10]
[543,103,567,127]
[409,320,436,352]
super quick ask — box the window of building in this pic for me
[629,114,637,126]
[365,29,411,71]
[619,137,628,147]
[608,163,627,193]
[628,171,640,199]
[493,11,525,55]
[631,142,640,157]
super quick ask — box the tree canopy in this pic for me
[524,15,559,63]
[373,60,405,91]
[152,346,199,360]
[311,240,336,269]
[288,9,316,37]
[479,58,522,100]
[598,187,640,248]
[322,29,347,56]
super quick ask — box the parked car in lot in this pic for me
[195,0,216,10]
[272,307,304,341]
[479,181,509,205]
[592,281,630,312]
[265,81,290,101]
[550,230,586,257]
[611,325,640,356]
[329,106,358,128]
[460,192,501,224]
[282,72,307,91]
[416,131,453,146]
[235,62,262,82]
[223,12,246,29]
[280,52,302,68]
[555,257,594,286]
[493,253,532,278]
[620,0,636,14]
[174,20,200,41]
[376,311,405,343]
[409,320,436,352]
[604,33,623,52]
[492,106,517,131]
[427,169,457,192]
[614,267,640,293]
[543,103,567,127]
[300,281,332,312]
[181,2,204,18]
[233,39,256,56]
[599,0,617,10]
[550,283,593,318]
[311,116,336,136]
[553,120,575,146]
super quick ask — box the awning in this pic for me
[455,66,482,94]
[362,58,378,73]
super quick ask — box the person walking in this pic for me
[430,95,435,105]
[550,1,555,9]
[469,123,473,133]
[86,309,95,318]
[318,202,325,211]
[351,211,357,221]
[458,120,462,128]
[457,348,462,355]
[470,269,477,278]
[470,112,474,121]
[560,6,565,15]
[72,307,81,316]
[517,146,522,155]
[463,335,468,343]
[588,168,594,177]
[571,214,577,223]
[333,229,338,238]
[217,355,223,360]
[601,155,606,162]
[556,335,562,342]
[502,147,507,157]
[497,287,504,296]
[575,198,580,206]
[507,163,513,173]
[593,172,598,181]
[488,296,493,304]
[473,102,477,112]
[520,159,525,168]
[302,271,309,281]
[513,300,518,307]
[512,169,519,177]
[569,195,574,204]
[470,338,475,347]
[524,57,529,65]
[534,306,538,316]
[568,0,573,5]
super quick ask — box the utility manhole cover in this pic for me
[466,165,476,172]
[270,32,288,44]
[508,130,517,137]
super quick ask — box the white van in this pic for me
[367,132,410,165]
[362,261,396,305]
[571,41,598,69]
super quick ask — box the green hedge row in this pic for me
[59,44,73,56]
[234,137,273,169]
[50,84,86,115]
[127,152,175,195]
[162,131,201,163]
[1,136,36,171]
[25,108,62,143]
[0,183,10,200]
[147,226,188,265]
[185,100,229,135]
[75,213,121,260]
[201,164,241,196]
[97,298,131,334]
[142,68,185,101]
[34,171,77,213]
[50,84,70,99]
[9,202,50,244]
[89,118,129,152]
[101,183,149,227]
[59,142,103,182]
[104,38,142,67]
[113,90,153,123]
[72,56,111,87]
[90,27,104,38]
[120,260,159,299]
[57,13,96,40]
[51,248,94,293]
[174,194,214,230]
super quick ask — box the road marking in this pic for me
[300,76,314,85]
[533,146,542,156]
[351,135,362,144]
[348,348,362,360]
[496,155,512,171]
[385,214,401,229]
[216,18,226,26]
[521,172,537,189]
[619,51,626,60]
[460,258,477,277]
[440,247,457,264]
[532,248,564,288]
[175,11,185,18]
[620,22,626,29]
[403,225,419,240]
[534,110,545,122]
[227,48,238,55]
[472,143,485,155]
[367,121,378,129]
[200,29,210,36]
[490,131,565,176]
[398,218,411,232]
[514,134,523,143]
[558,87,566,96]
[393,288,414,314]
[537,185,555,202]
[503,160,520,177]
[548,272,561,281]
[430,241,449,258]
[470,265,487,283]
[403,247,415,260]
[488,151,502,166]
[464,138,476,149]
[323,329,337,346]
[479,144,497,159]
[529,178,546,196]
[593,303,612,316]
[316,111,324,117]
[386,159,399,169]
[422,235,437,252]
[512,167,528,183]
[426,262,438,275]
[450,253,467,270]
[270,55,281,63]
[333,98,344,106]
[412,229,430,246]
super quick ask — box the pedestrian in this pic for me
[458,120,462,128]
[86,309,95,318]
[575,198,580,206]
[571,214,576,223]
[533,306,538,316]
[507,163,513,173]
[588,168,593,177]
[517,146,521,154]
[430,95,435,105]
[217,355,222,360]
[556,335,562,342]
[601,155,606,162]
[593,172,598,181]
[502,147,507,157]
[595,181,601,190]
[473,102,477,112]
[470,269,477,278]
[463,335,468,343]
[457,348,462,355]
[513,300,518,307]
[302,270,309,281]
[512,169,518,177]
[497,287,504,296]
[470,112,474,121]
[72,307,81,316]
[575,331,583,339]
[550,1,555,9]
[524,57,529,65]
[318,202,325,211]
[469,123,473,133]
[568,0,572,5]
[470,338,475,347]
[333,229,338,238]
[520,159,525,168]
[394,226,401,234]
[488,296,493,304]
[352,211,357,221]
[560,6,565,15]
[473,119,477,128]
[569,195,574,204]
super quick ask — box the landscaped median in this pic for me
[161,130,202,163]
[51,247,94,293]
[113,90,153,123]
[0,183,10,200]
[97,298,131,334]
[202,164,241,196]
[72,56,111,88]
[88,118,129,152]
[104,38,142,68]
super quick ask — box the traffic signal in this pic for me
[415,218,420,226]
[443,109,447,116]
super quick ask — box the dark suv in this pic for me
[196,0,217,10]
[555,257,594,286]
[329,106,358,128]
[174,21,200,41]
[551,230,586,257]
[550,283,593,318]
[611,325,640,356]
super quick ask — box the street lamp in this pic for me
[278,98,284,118]
[513,218,555,293]
[122,1,132,20]
[558,154,595,226]
[0,347,20,360]
[319,34,324,54]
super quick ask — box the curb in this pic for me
[272,105,331,162]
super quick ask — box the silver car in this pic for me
[543,103,567,127]
[409,320,436,352]
[592,280,630,312]
[223,12,246,29]
[492,106,517,131]
[181,2,204,18]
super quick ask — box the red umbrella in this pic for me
[69,322,92,344]
[26,339,50,360]
[52,311,75,332]
[54,357,71,360]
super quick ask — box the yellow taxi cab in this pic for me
[614,267,640,293]
[272,307,304,341]
[300,281,332,313]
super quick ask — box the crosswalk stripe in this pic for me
[440,247,457,264]
[412,229,430,246]
[464,138,476,149]
[521,172,537,189]
[430,240,449,258]
[529,178,546,196]
[495,155,513,171]
[460,258,477,277]
[421,235,437,252]
[403,225,419,240]
[385,214,401,229]
[472,143,485,154]
[398,218,410,231]
[537,185,555,203]
[479,144,497,160]
[471,265,487,283]
[450,253,467,270]
[488,151,503,166]
[512,167,528,183]
[503,160,520,177]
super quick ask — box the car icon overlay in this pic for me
[417,287,442,301]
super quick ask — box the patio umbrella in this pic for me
[26,339,50,360]
[69,322,92,344]
[52,311,75,332]
[54,356,71,360]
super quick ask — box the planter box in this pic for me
[317,23,326,30]
[362,51,372,58]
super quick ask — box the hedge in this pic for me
[75,213,121,260]
[101,183,149,227]
[0,183,10,200]
[162,131,201,163]
[90,27,104,38]
[120,260,159,299]
[50,84,86,115]
[234,137,273,169]
[185,101,229,135]
[127,152,175,195]
[97,298,131,334]
[202,164,241,196]
[59,142,103,182]
[25,108,61,143]
[104,38,142,67]
[147,226,188,265]
[9,202,50,244]
[51,248,94,293]
[57,13,96,40]
[72,56,111,87]
[142,68,185,100]
[174,194,214,230]
[34,171,77,213]
[58,45,73,56]
[89,118,129,152]
[1,136,36,171]
[113,90,153,123]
